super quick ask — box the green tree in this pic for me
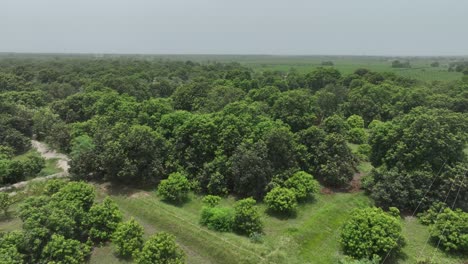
[135,232,185,264]
[340,207,404,260]
[233,198,263,236]
[112,218,144,258]
[41,234,89,264]
[157,172,190,203]
[429,208,468,252]
[284,171,320,201]
[230,140,272,199]
[264,187,298,215]
[0,192,11,216]
[87,197,123,242]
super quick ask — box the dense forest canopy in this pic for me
[0,54,467,263]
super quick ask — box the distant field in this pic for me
[152,55,464,81]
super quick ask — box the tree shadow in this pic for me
[0,213,14,222]
[265,209,297,220]
[160,196,191,208]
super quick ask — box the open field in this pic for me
[149,55,465,81]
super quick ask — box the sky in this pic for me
[1,0,468,56]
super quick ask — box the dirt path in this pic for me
[0,140,70,192]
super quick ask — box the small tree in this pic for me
[43,179,67,195]
[41,234,90,264]
[200,206,234,232]
[285,171,320,201]
[0,192,11,216]
[233,198,263,235]
[157,172,190,203]
[135,232,185,264]
[201,195,221,207]
[340,207,404,260]
[87,197,123,242]
[112,218,144,258]
[429,208,468,252]
[264,187,297,215]
[347,128,368,144]
[52,181,95,211]
[346,115,365,129]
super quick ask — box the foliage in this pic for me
[0,192,10,216]
[429,208,468,252]
[41,234,90,264]
[346,115,365,129]
[135,232,185,264]
[43,179,67,195]
[200,206,234,232]
[347,128,368,144]
[284,171,320,201]
[157,172,190,203]
[201,195,221,207]
[264,187,298,215]
[232,198,263,236]
[87,197,123,242]
[112,218,144,258]
[340,207,404,260]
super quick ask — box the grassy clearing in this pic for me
[151,55,463,81]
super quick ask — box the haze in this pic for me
[2,0,468,56]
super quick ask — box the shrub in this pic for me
[0,192,11,216]
[418,202,447,225]
[284,171,320,201]
[264,187,297,215]
[41,234,90,264]
[340,207,404,260]
[429,208,468,252]
[87,197,123,242]
[233,198,263,235]
[43,179,67,195]
[112,218,144,258]
[200,206,234,232]
[201,195,221,207]
[157,172,190,203]
[357,144,371,160]
[52,181,95,211]
[135,232,185,264]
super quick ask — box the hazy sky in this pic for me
[1,0,467,55]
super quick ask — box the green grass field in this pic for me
[151,55,464,82]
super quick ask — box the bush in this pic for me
[357,144,371,160]
[284,171,320,201]
[233,198,263,236]
[112,218,144,258]
[264,187,297,215]
[41,234,90,264]
[418,202,447,225]
[0,192,11,216]
[43,179,67,195]
[429,208,467,252]
[135,232,185,264]
[87,197,123,242]
[340,207,404,260]
[52,181,95,211]
[200,206,234,232]
[157,172,190,203]
[201,195,221,207]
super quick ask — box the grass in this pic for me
[149,55,464,82]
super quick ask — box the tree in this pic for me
[230,140,272,199]
[340,207,404,260]
[272,89,315,132]
[323,114,349,135]
[157,172,190,203]
[284,171,320,201]
[0,245,24,264]
[51,181,95,211]
[112,218,144,258]
[0,192,11,216]
[429,208,468,252]
[305,67,341,91]
[100,125,168,185]
[233,198,263,235]
[264,187,298,215]
[41,234,89,264]
[87,197,123,242]
[135,232,185,264]
[346,115,365,129]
